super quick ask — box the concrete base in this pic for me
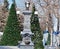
[45,46,56,49]
[20,45,34,49]
[20,41,34,49]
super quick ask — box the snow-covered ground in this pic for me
[0,46,19,49]
[0,32,3,40]
[0,32,3,36]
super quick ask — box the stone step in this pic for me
[44,46,60,49]
[0,46,19,49]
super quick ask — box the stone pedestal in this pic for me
[20,2,34,49]
[20,10,34,49]
[20,45,34,49]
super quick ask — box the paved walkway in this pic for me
[0,46,19,49]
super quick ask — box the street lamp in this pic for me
[34,11,38,15]
[16,11,20,16]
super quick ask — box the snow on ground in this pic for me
[0,32,3,36]
[0,46,19,49]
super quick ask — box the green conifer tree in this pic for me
[31,5,44,49]
[1,2,21,46]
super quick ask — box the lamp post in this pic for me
[46,22,48,31]
[50,23,53,46]
[58,1,60,46]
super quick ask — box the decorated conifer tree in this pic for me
[31,5,44,49]
[1,2,21,46]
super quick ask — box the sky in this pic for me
[8,0,25,10]
[0,0,36,10]
[8,0,37,10]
